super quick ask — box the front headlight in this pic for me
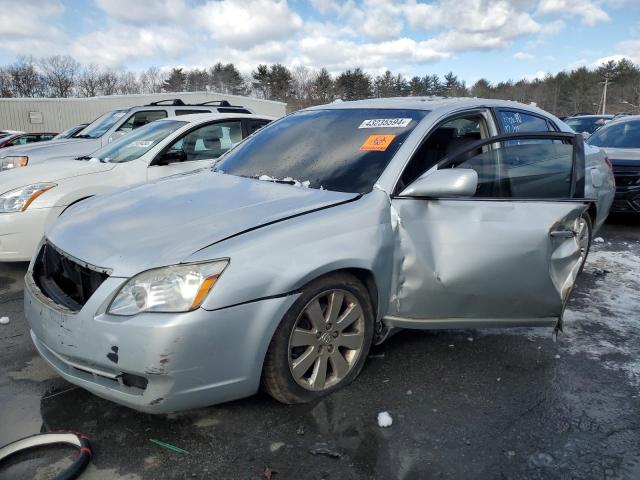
[0,183,56,213]
[1,156,29,170]
[108,260,229,316]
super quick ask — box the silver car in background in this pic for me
[25,98,614,413]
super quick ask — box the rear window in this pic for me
[566,117,608,134]
[214,108,427,193]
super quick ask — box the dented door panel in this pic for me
[387,199,587,321]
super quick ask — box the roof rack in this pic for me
[146,99,187,106]
[198,100,232,107]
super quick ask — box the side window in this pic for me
[498,110,550,133]
[442,140,575,199]
[247,119,271,134]
[398,114,487,192]
[117,110,167,133]
[165,121,243,162]
[40,134,55,141]
[175,110,212,116]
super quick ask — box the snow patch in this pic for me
[0,316,9,325]
[377,411,393,427]
[594,237,605,243]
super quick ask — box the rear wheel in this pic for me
[262,273,374,404]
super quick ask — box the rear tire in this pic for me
[262,273,374,404]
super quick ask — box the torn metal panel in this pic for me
[387,199,587,321]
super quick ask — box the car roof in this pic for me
[602,114,640,124]
[162,112,275,124]
[305,96,556,118]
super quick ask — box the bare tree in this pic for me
[7,56,44,97]
[140,66,165,94]
[118,71,140,95]
[39,55,80,97]
[78,64,101,97]
[99,70,119,95]
[0,68,11,97]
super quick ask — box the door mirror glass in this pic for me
[155,149,187,166]
[400,169,478,197]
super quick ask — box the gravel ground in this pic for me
[1,214,639,480]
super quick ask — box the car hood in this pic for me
[46,171,359,277]
[0,138,98,159]
[0,159,116,194]
[598,147,640,163]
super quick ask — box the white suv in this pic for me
[0,113,272,261]
[0,99,254,171]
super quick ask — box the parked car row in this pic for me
[0,99,253,171]
[2,97,616,414]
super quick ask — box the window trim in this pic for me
[394,132,586,201]
[150,118,246,167]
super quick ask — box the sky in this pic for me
[0,0,638,84]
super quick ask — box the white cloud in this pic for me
[0,0,69,56]
[513,51,534,60]
[537,0,610,26]
[95,0,188,24]
[196,0,304,49]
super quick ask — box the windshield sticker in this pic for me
[358,118,412,129]
[130,140,153,148]
[360,134,396,152]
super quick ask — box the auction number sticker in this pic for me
[358,118,412,129]
[360,134,396,151]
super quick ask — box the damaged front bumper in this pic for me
[24,273,298,413]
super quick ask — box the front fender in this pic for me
[190,190,395,320]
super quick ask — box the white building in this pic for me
[0,92,286,133]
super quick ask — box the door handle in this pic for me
[550,230,576,238]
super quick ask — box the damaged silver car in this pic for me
[24,98,614,413]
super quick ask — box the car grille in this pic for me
[33,242,109,311]
[611,163,640,188]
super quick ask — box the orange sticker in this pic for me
[360,134,395,152]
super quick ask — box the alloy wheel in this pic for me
[288,289,365,391]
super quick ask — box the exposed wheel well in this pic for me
[303,268,379,317]
[586,203,597,227]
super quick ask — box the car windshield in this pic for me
[92,120,187,163]
[75,110,128,139]
[587,119,640,148]
[213,108,428,193]
[53,125,83,140]
[565,117,608,134]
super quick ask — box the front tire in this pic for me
[262,273,374,404]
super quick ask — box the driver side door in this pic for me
[147,120,243,181]
[387,131,589,329]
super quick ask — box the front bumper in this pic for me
[24,273,298,413]
[611,162,640,213]
[0,207,64,262]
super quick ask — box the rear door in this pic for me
[388,132,588,327]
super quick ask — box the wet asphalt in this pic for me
[1,215,639,480]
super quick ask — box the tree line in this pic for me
[1,55,639,116]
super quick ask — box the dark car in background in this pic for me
[587,115,640,213]
[0,132,57,149]
[566,114,614,135]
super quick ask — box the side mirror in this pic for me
[155,149,187,166]
[108,131,127,143]
[400,169,478,198]
[581,131,590,140]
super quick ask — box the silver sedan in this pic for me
[24,98,615,413]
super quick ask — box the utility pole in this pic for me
[600,75,611,115]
